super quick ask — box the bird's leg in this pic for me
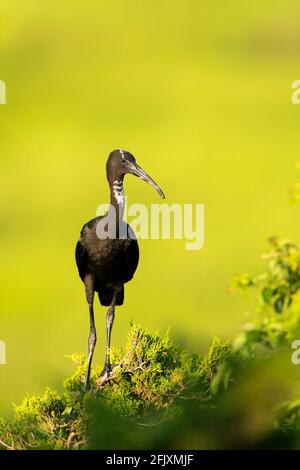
[99,290,118,378]
[84,275,96,391]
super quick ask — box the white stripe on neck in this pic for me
[112,180,125,206]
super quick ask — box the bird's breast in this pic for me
[81,221,138,285]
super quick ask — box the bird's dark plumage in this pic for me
[75,149,164,389]
[75,216,139,305]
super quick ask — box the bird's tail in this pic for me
[98,286,124,306]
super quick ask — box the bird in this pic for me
[75,149,165,389]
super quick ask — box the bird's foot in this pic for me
[99,363,113,378]
[82,382,90,393]
[96,363,120,387]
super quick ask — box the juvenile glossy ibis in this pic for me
[75,149,165,389]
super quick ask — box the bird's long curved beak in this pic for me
[130,162,165,199]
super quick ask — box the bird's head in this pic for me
[106,149,165,199]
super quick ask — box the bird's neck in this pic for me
[108,178,125,221]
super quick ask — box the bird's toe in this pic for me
[99,364,112,379]
[96,363,120,387]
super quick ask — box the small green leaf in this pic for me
[274,295,284,314]
[262,287,272,304]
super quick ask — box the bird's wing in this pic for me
[75,239,88,282]
[75,217,100,281]
[124,237,139,280]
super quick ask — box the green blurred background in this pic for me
[1,0,300,414]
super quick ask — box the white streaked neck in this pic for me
[109,179,125,220]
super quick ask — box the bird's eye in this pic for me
[122,157,125,163]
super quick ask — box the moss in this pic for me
[3,239,300,449]
[0,324,232,450]
[1,321,300,450]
